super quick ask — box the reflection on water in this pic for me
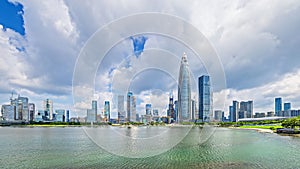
[0,127,300,169]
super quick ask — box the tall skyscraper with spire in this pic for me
[178,53,191,122]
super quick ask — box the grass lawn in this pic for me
[239,125,283,130]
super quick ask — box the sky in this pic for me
[0,0,300,118]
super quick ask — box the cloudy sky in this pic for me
[1,0,300,118]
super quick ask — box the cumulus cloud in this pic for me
[1,0,300,118]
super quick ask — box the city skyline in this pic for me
[1,1,300,117]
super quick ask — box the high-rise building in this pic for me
[229,106,233,122]
[104,101,110,122]
[55,109,65,122]
[275,97,282,116]
[92,100,97,114]
[198,75,212,122]
[29,103,35,122]
[284,103,291,111]
[174,100,178,121]
[43,99,53,120]
[87,100,97,123]
[239,101,253,118]
[118,95,125,122]
[178,53,191,122]
[191,99,196,121]
[3,95,30,121]
[127,92,136,122]
[229,100,239,122]
[167,92,175,121]
[146,104,152,116]
[232,101,239,122]
[86,109,96,122]
[214,110,223,122]
[66,110,70,122]
[1,104,14,121]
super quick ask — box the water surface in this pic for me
[0,127,299,169]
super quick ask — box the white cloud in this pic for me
[1,0,300,119]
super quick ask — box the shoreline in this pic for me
[228,126,300,137]
[228,126,274,133]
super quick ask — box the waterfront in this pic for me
[0,127,300,169]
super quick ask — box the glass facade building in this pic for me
[284,102,291,111]
[118,95,125,122]
[43,99,53,120]
[104,101,110,122]
[178,53,191,122]
[198,75,211,122]
[127,92,136,122]
[146,104,152,116]
[275,98,282,116]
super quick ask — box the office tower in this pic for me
[284,103,291,111]
[1,104,14,121]
[167,91,175,120]
[66,110,70,122]
[92,100,97,115]
[118,95,125,121]
[191,99,196,121]
[178,53,191,122]
[136,113,140,122]
[174,100,178,121]
[229,106,233,122]
[146,104,152,116]
[198,75,212,122]
[87,100,97,122]
[127,92,136,122]
[275,97,282,116]
[4,96,29,121]
[214,110,223,122]
[29,103,35,122]
[55,109,65,122]
[104,101,110,122]
[86,109,96,122]
[240,101,253,118]
[232,101,239,122]
[43,99,53,120]
[35,110,45,122]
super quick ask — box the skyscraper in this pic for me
[66,110,70,122]
[92,100,97,115]
[178,53,191,122]
[167,92,175,121]
[232,100,239,122]
[118,95,125,122]
[104,101,110,122]
[191,99,196,121]
[284,102,291,111]
[239,101,253,118]
[87,100,97,123]
[229,105,233,122]
[198,75,212,122]
[275,97,282,116]
[127,92,136,122]
[29,103,35,122]
[43,99,53,120]
[146,104,152,116]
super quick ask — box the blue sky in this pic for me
[0,0,24,35]
[1,0,300,118]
